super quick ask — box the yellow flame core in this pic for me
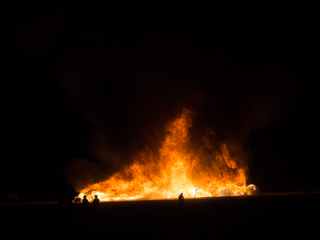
[79,108,250,201]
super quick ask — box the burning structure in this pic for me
[78,108,257,201]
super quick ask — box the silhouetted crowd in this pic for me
[81,194,100,210]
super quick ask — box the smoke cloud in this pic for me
[58,41,294,190]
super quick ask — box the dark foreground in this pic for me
[1,194,319,240]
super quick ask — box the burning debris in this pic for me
[246,184,260,195]
[217,184,259,196]
[78,108,257,201]
[217,188,234,196]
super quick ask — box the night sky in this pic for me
[1,0,320,201]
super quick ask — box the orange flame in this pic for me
[79,108,252,201]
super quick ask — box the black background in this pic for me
[1,0,320,201]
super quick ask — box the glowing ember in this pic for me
[78,108,257,201]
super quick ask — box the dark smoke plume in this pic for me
[59,41,294,191]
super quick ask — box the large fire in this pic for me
[78,108,257,201]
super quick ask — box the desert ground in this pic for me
[1,193,319,240]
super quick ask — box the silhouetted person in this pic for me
[178,193,184,203]
[92,195,100,209]
[82,195,89,210]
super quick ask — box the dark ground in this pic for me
[1,193,319,240]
